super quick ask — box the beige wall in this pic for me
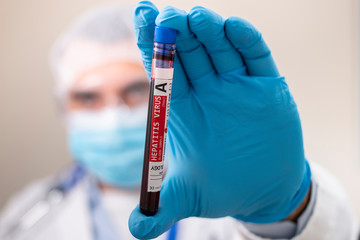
[1,0,359,220]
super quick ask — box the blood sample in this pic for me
[140,26,177,216]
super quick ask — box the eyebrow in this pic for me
[70,91,100,99]
[122,80,149,93]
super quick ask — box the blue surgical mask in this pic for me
[66,105,147,188]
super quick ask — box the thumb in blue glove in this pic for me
[129,1,311,239]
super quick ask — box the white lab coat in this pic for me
[0,162,358,240]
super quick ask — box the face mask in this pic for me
[66,105,147,188]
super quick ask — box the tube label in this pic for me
[148,68,173,192]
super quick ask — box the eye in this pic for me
[70,91,101,109]
[121,81,150,107]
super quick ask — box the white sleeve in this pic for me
[232,162,359,240]
[293,162,359,240]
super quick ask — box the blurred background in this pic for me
[0,0,359,220]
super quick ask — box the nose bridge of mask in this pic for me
[67,104,148,131]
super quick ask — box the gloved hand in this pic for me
[129,1,311,239]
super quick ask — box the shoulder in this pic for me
[0,164,86,237]
[0,176,55,235]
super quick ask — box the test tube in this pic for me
[140,26,177,216]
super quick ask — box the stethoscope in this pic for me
[2,164,178,240]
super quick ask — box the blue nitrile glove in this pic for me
[129,1,311,239]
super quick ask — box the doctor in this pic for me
[0,1,358,239]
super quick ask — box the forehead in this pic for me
[72,61,147,90]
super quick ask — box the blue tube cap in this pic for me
[154,26,177,44]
